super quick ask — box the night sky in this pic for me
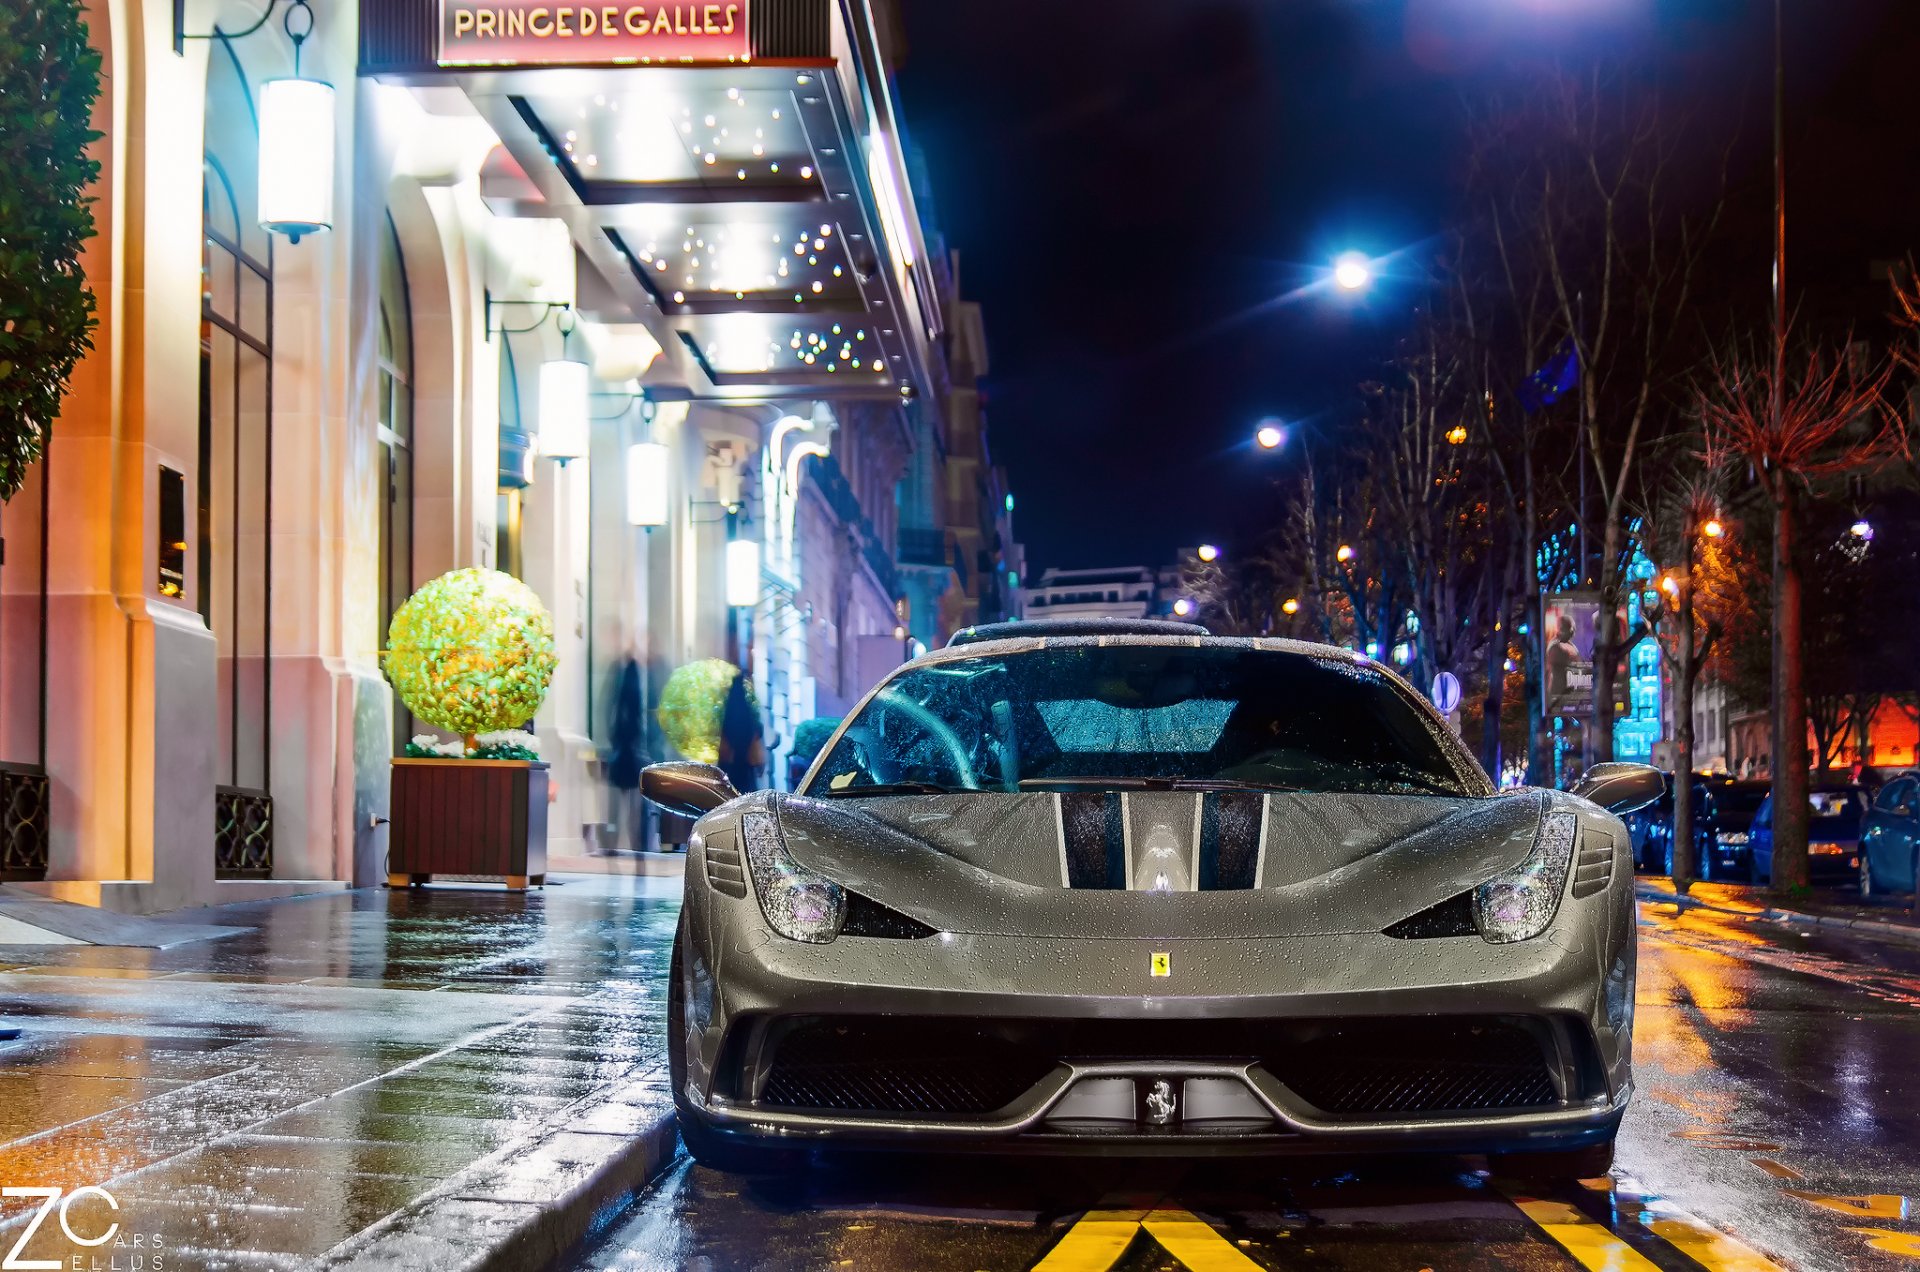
[893,0,1920,575]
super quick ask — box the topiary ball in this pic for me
[385,568,558,740]
[656,659,748,765]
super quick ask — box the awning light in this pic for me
[539,358,590,463]
[726,538,762,608]
[627,442,670,527]
[258,77,336,242]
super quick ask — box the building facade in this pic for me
[0,0,988,910]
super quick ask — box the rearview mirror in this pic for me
[1572,763,1665,816]
[641,762,740,818]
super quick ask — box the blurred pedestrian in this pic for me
[606,640,651,854]
[717,671,765,793]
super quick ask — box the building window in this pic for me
[378,214,415,754]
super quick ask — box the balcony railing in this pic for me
[898,527,949,568]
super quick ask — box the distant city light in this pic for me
[1256,422,1285,449]
[1197,544,1220,563]
[1851,519,1875,541]
[1333,252,1373,292]
[1364,641,1380,657]
[1005,493,1015,513]
[1173,598,1195,617]
[1336,544,1354,564]
[1282,598,1300,615]
[1446,424,1468,446]
[1702,518,1724,538]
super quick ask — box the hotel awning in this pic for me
[361,0,940,402]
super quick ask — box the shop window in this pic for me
[201,35,274,875]
[378,214,415,754]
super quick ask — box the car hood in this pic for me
[772,789,1548,939]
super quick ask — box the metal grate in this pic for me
[215,787,274,879]
[1265,1019,1559,1116]
[1571,829,1613,898]
[0,763,49,881]
[760,1019,1054,1118]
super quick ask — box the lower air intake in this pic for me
[1264,1017,1559,1116]
[759,1019,1056,1118]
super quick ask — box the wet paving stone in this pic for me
[0,875,680,1268]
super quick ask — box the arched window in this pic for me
[201,34,274,877]
[378,214,414,753]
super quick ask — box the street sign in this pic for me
[1431,671,1462,715]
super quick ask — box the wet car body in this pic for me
[1861,770,1920,896]
[651,623,1650,1175]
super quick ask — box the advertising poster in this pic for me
[1542,591,1601,720]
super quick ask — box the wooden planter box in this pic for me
[388,758,549,890]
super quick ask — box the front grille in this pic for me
[749,1014,1575,1122]
[758,1019,1057,1118]
[1264,1018,1559,1116]
[1571,829,1614,898]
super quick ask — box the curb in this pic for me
[315,1073,680,1272]
[1637,887,1920,947]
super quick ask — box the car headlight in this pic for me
[1472,810,1578,945]
[741,811,845,943]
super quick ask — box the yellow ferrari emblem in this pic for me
[1150,951,1171,977]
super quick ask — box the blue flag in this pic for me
[1518,337,1579,413]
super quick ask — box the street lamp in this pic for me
[1197,544,1219,563]
[1333,252,1373,292]
[726,538,761,608]
[1255,423,1285,450]
[1851,519,1875,541]
[626,441,670,527]
[1702,518,1725,539]
[538,356,590,463]
[1173,599,1195,617]
[1282,598,1300,615]
[1335,544,1354,564]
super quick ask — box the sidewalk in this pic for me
[0,875,684,1271]
[1637,877,1920,945]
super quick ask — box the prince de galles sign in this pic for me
[439,1,750,65]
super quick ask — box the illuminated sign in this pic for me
[438,1,750,66]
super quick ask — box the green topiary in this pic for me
[656,659,748,766]
[791,716,842,765]
[384,569,558,747]
[0,0,102,502]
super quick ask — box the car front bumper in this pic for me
[678,899,1635,1157]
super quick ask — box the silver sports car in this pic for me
[644,620,1660,1178]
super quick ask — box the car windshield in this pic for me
[804,644,1480,798]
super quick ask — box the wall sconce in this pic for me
[726,539,762,608]
[179,0,334,243]
[627,441,670,527]
[539,358,590,464]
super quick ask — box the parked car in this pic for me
[1749,784,1871,885]
[1860,770,1920,897]
[1622,774,1726,878]
[1701,777,1770,871]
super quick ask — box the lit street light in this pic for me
[1851,519,1875,541]
[1333,252,1373,292]
[1336,544,1354,564]
[1282,598,1300,615]
[1703,518,1725,539]
[1173,598,1195,617]
[1197,544,1220,563]
[1255,423,1285,450]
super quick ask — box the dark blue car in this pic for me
[1749,784,1870,885]
[1860,771,1920,897]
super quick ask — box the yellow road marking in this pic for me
[1030,1210,1144,1271]
[1850,1227,1920,1258]
[1503,1192,1665,1272]
[1749,1159,1803,1182]
[1141,1208,1265,1271]
[1785,1189,1909,1219]
[1031,1205,1264,1272]
[1611,1176,1789,1272]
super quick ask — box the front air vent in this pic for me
[1383,892,1477,939]
[841,892,938,940]
[1570,829,1613,898]
[702,830,748,898]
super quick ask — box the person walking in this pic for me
[605,645,650,854]
[717,671,766,794]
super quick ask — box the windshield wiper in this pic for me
[1168,778,1306,794]
[814,781,964,798]
[1018,776,1305,794]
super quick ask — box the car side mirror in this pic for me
[641,762,740,818]
[1573,762,1665,816]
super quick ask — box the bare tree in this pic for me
[1694,332,1897,889]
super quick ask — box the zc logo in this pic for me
[3,1187,119,1271]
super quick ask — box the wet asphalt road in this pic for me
[572,899,1920,1272]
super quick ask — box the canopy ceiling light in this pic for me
[627,441,671,527]
[255,1,334,242]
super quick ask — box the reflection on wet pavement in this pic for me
[0,876,680,1269]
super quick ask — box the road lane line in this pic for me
[1502,1192,1665,1272]
[1030,1209,1145,1272]
[1749,1160,1803,1182]
[1611,1175,1790,1272]
[1140,1208,1265,1271]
